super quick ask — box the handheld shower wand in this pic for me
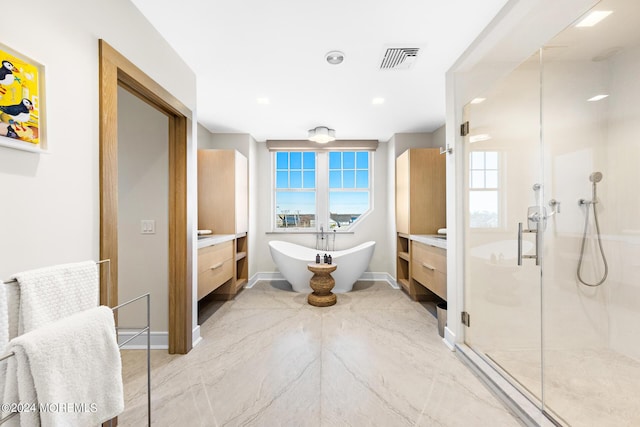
[577,172,608,287]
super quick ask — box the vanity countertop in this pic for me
[410,234,447,250]
[197,234,235,249]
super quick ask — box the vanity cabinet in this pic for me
[197,240,234,300]
[411,241,447,300]
[395,148,446,300]
[197,149,249,300]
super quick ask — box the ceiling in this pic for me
[131,0,508,142]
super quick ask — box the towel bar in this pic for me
[0,259,151,426]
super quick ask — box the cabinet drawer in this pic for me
[197,258,233,300]
[411,241,446,274]
[412,266,446,300]
[198,240,233,274]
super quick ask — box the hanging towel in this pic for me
[6,282,19,340]
[3,306,124,426]
[10,261,98,334]
[0,282,8,353]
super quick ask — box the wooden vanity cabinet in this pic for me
[197,149,249,300]
[395,148,446,300]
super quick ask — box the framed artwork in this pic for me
[0,44,46,153]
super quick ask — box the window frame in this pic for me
[271,150,373,232]
[468,150,503,229]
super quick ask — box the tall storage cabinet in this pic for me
[198,149,248,234]
[395,148,446,300]
[198,149,249,300]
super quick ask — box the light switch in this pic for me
[141,220,155,234]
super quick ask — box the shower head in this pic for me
[590,172,603,183]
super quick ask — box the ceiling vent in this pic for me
[379,47,420,70]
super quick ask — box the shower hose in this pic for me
[577,200,608,287]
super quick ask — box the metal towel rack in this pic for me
[0,260,151,426]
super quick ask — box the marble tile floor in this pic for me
[120,281,524,426]
[487,347,640,426]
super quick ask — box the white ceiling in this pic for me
[131,0,508,142]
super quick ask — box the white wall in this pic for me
[117,87,169,334]
[0,0,197,339]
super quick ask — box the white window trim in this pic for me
[271,151,373,232]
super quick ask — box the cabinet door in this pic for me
[395,151,410,234]
[235,152,248,233]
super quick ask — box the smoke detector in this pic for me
[326,51,345,65]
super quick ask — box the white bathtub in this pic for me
[268,240,376,293]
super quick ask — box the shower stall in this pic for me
[462,0,640,425]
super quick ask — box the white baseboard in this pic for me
[249,271,398,288]
[192,325,202,348]
[118,330,168,350]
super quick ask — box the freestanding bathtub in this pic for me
[268,240,376,293]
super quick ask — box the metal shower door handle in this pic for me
[517,221,541,266]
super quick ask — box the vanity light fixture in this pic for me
[308,126,336,143]
[575,10,612,27]
[587,94,609,102]
[325,51,345,65]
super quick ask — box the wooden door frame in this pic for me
[99,40,192,354]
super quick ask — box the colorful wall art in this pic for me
[0,45,44,151]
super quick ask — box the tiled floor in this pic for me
[120,281,523,426]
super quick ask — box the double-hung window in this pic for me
[468,151,500,228]
[275,152,316,228]
[328,152,370,228]
[273,150,372,230]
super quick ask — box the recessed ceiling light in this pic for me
[326,51,345,65]
[469,134,491,143]
[372,97,385,105]
[470,97,486,104]
[256,97,270,105]
[575,10,612,27]
[587,94,609,102]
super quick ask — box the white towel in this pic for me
[3,306,124,426]
[6,282,19,340]
[0,282,8,353]
[11,261,99,334]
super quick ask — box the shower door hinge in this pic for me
[461,311,471,327]
[460,121,470,137]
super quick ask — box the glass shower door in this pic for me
[463,52,545,404]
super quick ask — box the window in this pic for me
[328,152,370,228]
[275,152,316,229]
[273,151,372,230]
[469,151,500,228]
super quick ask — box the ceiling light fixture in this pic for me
[372,97,385,105]
[587,94,609,102]
[325,51,345,65]
[575,10,612,27]
[308,126,336,143]
[256,97,270,105]
[470,97,486,104]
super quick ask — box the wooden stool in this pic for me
[307,263,337,307]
